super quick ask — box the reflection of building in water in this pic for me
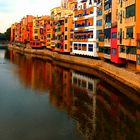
[71,71,99,140]
[9,51,140,140]
[49,65,73,114]
[0,50,5,64]
[96,81,140,140]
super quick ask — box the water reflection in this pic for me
[9,50,140,140]
[0,49,6,64]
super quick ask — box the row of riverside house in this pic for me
[10,0,140,71]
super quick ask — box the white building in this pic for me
[72,0,98,57]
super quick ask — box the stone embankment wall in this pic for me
[9,44,140,93]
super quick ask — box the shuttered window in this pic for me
[126,4,135,18]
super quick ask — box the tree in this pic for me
[4,27,11,41]
[0,33,6,41]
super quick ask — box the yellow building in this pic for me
[50,1,76,53]
[50,7,62,50]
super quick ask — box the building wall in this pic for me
[72,0,98,57]
[136,0,140,71]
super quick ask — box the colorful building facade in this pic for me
[10,0,140,71]
[72,0,98,57]
[117,0,140,70]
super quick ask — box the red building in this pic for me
[111,27,125,64]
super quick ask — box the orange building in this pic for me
[46,18,51,49]
[64,0,77,53]
[31,15,49,49]
[10,24,16,43]
[96,0,104,59]
[21,15,34,46]
[118,0,140,71]
[15,22,22,44]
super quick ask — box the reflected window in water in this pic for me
[88,82,93,91]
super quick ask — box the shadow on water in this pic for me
[0,49,140,140]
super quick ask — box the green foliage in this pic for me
[0,33,6,40]
[4,28,11,41]
[0,27,11,41]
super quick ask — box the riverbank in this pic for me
[9,44,140,93]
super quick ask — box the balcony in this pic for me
[104,39,111,47]
[97,52,104,58]
[119,52,126,59]
[74,7,94,21]
[97,1,102,8]
[125,16,135,26]
[126,54,136,61]
[119,52,136,61]
[105,22,111,29]
[125,0,135,7]
[74,22,94,31]
[73,38,88,42]
[104,54,111,59]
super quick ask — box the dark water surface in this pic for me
[0,49,140,140]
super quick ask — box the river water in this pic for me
[0,49,140,140]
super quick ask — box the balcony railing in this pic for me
[74,7,94,18]
[105,22,111,28]
[104,39,111,47]
[75,22,93,28]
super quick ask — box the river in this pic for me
[0,49,140,140]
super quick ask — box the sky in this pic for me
[0,0,61,33]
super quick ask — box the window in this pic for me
[104,47,111,55]
[73,77,77,84]
[112,32,117,39]
[120,46,125,53]
[65,27,67,31]
[138,41,140,49]
[97,19,102,26]
[36,42,40,46]
[89,0,92,5]
[104,1,111,10]
[120,0,123,7]
[65,44,67,49]
[82,80,86,88]
[82,44,87,51]
[78,79,81,87]
[99,36,104,41]
[88,82,93,91]
[47,34,50,38]
[78,44,81,50]
[126,4,135,18]
[74,44,77,50]
[34,36,38,39]
[97,10,102,16]
[65,19,67,23]
[126,27,133,38]
[126,46,136,54]
[99,47,104,53]
[34,29,38,33]
[88,44,93,52]
[137,55,140,65]
[112,48,116,55]
[65,35,67,40]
